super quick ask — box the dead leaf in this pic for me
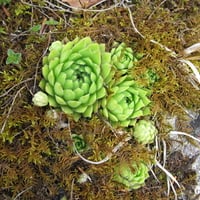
[62,0,101,9]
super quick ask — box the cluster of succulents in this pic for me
[33,37,151,124]
[113,120,158,190]
[33,37,158,190]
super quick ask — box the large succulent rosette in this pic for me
[111,42,142,74]
[101,76,151,127]
[33,37,113,121]
[113,161,149,190]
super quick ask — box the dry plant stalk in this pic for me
[62,0,101,8]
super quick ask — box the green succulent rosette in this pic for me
[34,37,113,121]
[111,42,142,74]
[71,134,88,153]
[113,161,149,190]
[101,76,151,127]
[133,120,158,144]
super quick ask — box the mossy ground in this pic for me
[0,0,200,199]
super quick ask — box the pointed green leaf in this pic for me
[49,57,59,70]
[42,65,49,79]
[131,110,143,118]
[48,49,60,61]
[81,83,89,93]
[68,100,81,108]
[107,98,119,111]
[62,61,74,71]
[39,79,46,90]
[75,105,87,113]
[71,37,92,52]
[61,105,73,114]
[64,79,73,89]
[63,89,75,101]
[89,82,96,94]
[48,95,59,107]
[54,82,64,96]
[108,112,118,122]
[47,71,55,86]
[102,107,108,118]
[74,88,84,98]
[54,63,63,77]
[79,94,90,104]
[45,83,54,96]
[90,72,96,82]
[134,100,145,111]
[68,52,82,61]
[60,49,71,63]
[88,94,96,105]
[96,77,103,90]
[83,105,93,118]
[55,95,66,105]
[96,88,106,99]
[79,44,101,65]
[56,72,66,86]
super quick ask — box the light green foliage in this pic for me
[6,49,22,65]
[113,161,149,190]
[133,120,158,144]
[0,0,11,5]
[34,37,113,121]
[101,76,151,127]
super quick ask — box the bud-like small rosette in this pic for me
[101,76,151,127]
[36,37,113,121]
[111,42,142,74]
[113,161,149,190]
[133,120,158,144]
[71,134,88,153]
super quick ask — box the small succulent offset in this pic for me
[33,37,113,121]
[101,76,151,127]
[71,134,88,153]
[133,120,158,144]
[113,161,149,190]
[111,42,142,74]
[32,91,48,107]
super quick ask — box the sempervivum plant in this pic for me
[101,76,151,127]
[33,37,113,121]
[113,161,149,190]
[111,42,142,74]
[133,120,158,144]
[71,134,88,153]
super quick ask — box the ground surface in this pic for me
[0,1,200,199]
